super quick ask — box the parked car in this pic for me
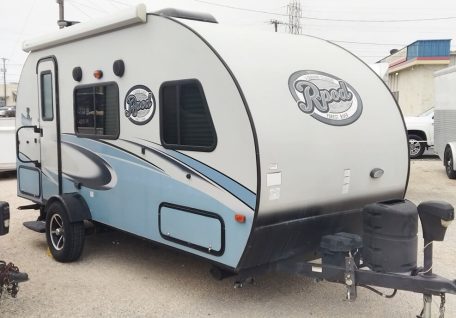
[0,116,16,173]
[0,106,16,118]
[404,108,434,159]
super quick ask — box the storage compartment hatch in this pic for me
[159,204,224,255]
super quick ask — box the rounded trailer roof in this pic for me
[176,16,408,217]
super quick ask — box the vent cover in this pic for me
[154,8,218,23]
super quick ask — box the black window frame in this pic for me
[159,79,217,152]
[73,81,120,140]
[40,71,54,121]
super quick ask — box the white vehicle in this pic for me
[0,117,16,173]
[434,66,456,178]
[13,5,456,315]
[404,108,434,159]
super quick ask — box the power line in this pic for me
[194,0,288,17]
[8,0,37,60]
[329,39,405,46]
[67,1,91,18]
[104,0,131,7]
[194,0,456,23]
[67,0,108,14]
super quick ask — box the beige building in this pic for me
[0,83,18,107]
[379,40,452,116]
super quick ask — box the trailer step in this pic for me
[23,221,46,233]
[18,204,41,211]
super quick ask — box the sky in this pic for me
[1,0,456,83]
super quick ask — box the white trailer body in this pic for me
[434,66,456,178]
[0,117,16,172]
[16,5,409,270]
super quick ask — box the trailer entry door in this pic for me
[37,58,60,199]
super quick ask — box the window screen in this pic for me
[160,80,216,151]
[74,83,119,138]
[41,72,54,121]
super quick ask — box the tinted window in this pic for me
[160,80,216,151]
[74,83,119,138]
[41,72,53,120]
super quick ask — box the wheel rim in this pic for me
[409,139,422,156]
[50,214,65,251]
[447,156,453,175]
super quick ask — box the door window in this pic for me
[40,72,54,121]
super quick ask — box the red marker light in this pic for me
[93,70,103,79]
[235,214,246,223]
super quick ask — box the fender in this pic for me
[45,193,91,223]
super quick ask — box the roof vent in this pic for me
[154,8,218,24]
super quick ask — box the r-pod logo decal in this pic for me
[288,70,363,126]
[124,85,156,125]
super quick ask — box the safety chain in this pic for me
[439,293,446,318]
[0,261,20,299]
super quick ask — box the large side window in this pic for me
[41,72,54,121]
[74,83,119,139]
[160,80,216,151]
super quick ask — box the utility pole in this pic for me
[0,58,7,107]
[57,0,65,29]
[269,19,286,32]
[287,0,302,35]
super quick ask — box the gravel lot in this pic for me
[1,155,455,317]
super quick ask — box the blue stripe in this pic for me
[66,135,257,210]
[62,135,165,174]
[163,150,257,210]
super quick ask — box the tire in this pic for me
[408,134,425,159]
[444,147,456,179]
[45,201,85,262]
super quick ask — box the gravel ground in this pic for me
[1,155,455,317]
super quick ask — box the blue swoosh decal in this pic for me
[130,139,257,210]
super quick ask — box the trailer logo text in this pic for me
[124,85,156,125]
[288,71,363,126]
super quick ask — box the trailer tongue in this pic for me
[235,200,456,318]
[0,202,29,300]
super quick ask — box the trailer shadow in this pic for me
[76,229,419,317]
[0,171,17,179]
[31,239,48,250]
[412,154,439,161]
[82,228,315,297]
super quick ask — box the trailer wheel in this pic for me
[408,134,425,159]
[45,201,85,262]
[444,147,456,179]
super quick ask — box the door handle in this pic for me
[33,126,43,136]
[16,125,41,168]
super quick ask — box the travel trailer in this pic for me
[14,4,456,317]
[434,66,456,178]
